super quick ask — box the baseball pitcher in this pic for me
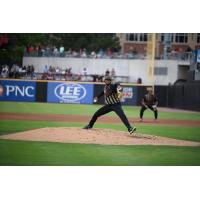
[83,76,137,134]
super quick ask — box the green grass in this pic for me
[0,120,200,142]
[0,101,200,166]
[0,140,200,166]
[0,101,200,120]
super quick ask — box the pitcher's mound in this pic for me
[0,127,200,146]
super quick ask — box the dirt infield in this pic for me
[1,112,200,127]
[1,127,200,146]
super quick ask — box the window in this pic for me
[197,33,200,43]
[126,34,138,41]
[161,33,174,42]
[154,67,168,75]
[126,33,147,42]
[161,33,164,42]
[139,33,148,42]
[175,33,188,43]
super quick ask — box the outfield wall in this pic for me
[0,79,151,106]
[0,79,199,111]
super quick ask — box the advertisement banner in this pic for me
[47,82,94,104]
[197,49,200,63]
[0,80,36,102]
[121,86,137,105]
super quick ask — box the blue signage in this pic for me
[0,80,36,102]
[121,86,137,105]
[197,49,200,63]
[47,82,94,104]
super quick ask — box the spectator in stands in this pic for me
[65,48,72,57]
[1,65,9,78]
[82,67,87,76]
[42,65,48,80]
[59,46,65,57]
[72,50,78,57]
[137,77,142,84]
[47,72,53,80]
[28,45,34,55]
[65,67,72,81]
[38,45,42,56]
[30,65,35,79]
[81,48,87,58]
[18,66,23,76]
[185,46,193,60]
[97,49,104,58]
[12,64,19,78]
[92,74,98,82]
[45,65,53,80]
[49,66,54,73]
[82,67,88,81]
[8,64,19,78]
[43,65,49,73]
[98,75,104,82]
[55,66,61,80]
[26,65,30,76]
[22,66,27,76]
[91,51,97,58]
[186,46,192,53]
[55,66,60,73]
[80,48,83,55]
[53,46,59,56]
[107,48,112,57]
[76,73,81,81]
[105,68,110,76]
[111,68,116,77]
[9,65,14,77]
[111,68,116,81]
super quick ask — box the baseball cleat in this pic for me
[128,126,137,134]
[83,125,92,129]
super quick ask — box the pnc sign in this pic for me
[0,80,36,102]
[5,85,35,97]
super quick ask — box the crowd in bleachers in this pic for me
[0,64,35,79]
[24,44,193,61]
[24,45,147,59]
[40,65,118,82]
[0,63,126,82]
[24,45,127,59]
[0,62,143,83]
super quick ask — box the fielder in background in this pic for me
[140,87,158,121]
[83,76,137,134]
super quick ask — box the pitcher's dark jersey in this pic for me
[97,83,122,105]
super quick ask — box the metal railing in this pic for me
[1,72,130,83]
[23,51,193,61]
